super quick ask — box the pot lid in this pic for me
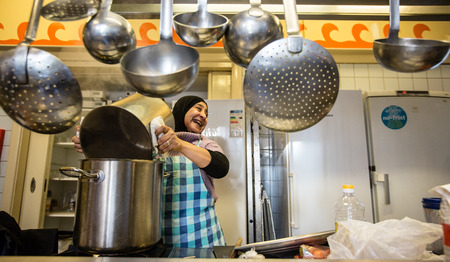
[80,106,153,160]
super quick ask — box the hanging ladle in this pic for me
[120,0,199,97]
[82,0,136,64]
[373,0,450,72]
[173,0,228,47]
[222,0,283,68]
[0,0,82,134]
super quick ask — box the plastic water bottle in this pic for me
[334,184,365,230]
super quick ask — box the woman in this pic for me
[154,95,229,248]
[72,96,229,248]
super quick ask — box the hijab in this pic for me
[172,96,207,132]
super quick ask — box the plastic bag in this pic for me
[327,217,442,260]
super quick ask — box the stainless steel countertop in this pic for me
[0,258,443,262]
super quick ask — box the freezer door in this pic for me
[288,90,373,236]
[366,95,450,222]
[203,99,247,245]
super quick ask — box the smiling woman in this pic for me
[172,95,208,133]
[152,95,230,248]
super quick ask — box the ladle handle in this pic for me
[23,0,44,44]
[283,0,303,53]
[283,0,300,37]
[388,0,400,39]
[248,0,264,18]
[15,0,44,84]
[160,0,173,42]
[99,0,113,15]
[197,0,207,14]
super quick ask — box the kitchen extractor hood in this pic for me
[111,0,450,21]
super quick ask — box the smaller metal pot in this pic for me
[60,158,164,254]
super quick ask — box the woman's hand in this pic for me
[155,125,182,154]
[72,125,83,153]
[155,125,212,168]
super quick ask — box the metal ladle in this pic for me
[0,0,82,134]
[222,0,283,68]
[173,0,228,47]
[120,0,199,97]
[82,0,136,64]
[373,0,450,72]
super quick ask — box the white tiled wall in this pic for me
[0,108,14,208]
[338,64,450,92]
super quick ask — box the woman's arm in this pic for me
[202,150,229,178]
[177,140,212,168]
[156,125,211,168]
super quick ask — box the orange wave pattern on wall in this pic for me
[0,20,448,48]
[314,23,373,48]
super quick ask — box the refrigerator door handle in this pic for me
[376,173,391,205]
[383,174,391,205]
[288,172,298,229]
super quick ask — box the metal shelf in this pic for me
[111,3,450,21]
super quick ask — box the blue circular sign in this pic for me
[381,105,407,129]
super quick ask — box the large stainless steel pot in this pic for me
[60,158,164,254]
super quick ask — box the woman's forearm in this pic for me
[178,140,212,168]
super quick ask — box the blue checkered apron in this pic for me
[160,150,226,248]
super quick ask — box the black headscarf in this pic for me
[172,96,207,132]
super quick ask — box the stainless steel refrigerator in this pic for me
[287,90,374,236]
[207,91,450,245]
[244,90,375,242]
[364,91,450,222]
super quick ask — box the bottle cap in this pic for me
[342,184,354,193]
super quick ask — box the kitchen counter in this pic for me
[0,258,444,262]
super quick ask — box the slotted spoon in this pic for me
[41,0,100,21]
[243,0,339,132]
[0,0,82,134]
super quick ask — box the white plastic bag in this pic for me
[327,217,442,260]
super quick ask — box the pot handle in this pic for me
[59,167,105,182]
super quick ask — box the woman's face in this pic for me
[184,102,208,134]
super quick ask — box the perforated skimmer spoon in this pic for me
[0,0,82,134]
[243,0,339,132]
[41,0,100,21]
